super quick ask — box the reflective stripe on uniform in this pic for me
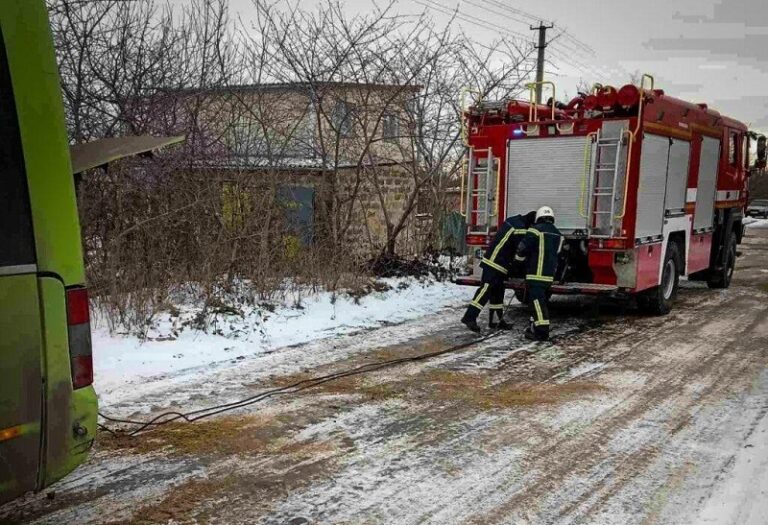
[537,232,545,276]
[533,300,550,326]
[481,258,508,274]
[526,274,554,283]
[470,283,490,309]
[514,254,526,262]
[489,304,504,310]
[486,228,528,266]
[525,228,546,278]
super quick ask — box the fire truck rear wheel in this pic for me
[707,235,737,289]
[638,242,681,316]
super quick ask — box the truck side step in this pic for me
[454,277,620,296]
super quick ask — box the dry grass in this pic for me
[106,477,227,525]
[420,369,606,409]
[270,372,402,402]
[267,362,604,414]
[99,414,337,459]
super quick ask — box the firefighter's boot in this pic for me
[489,310,511,330]
[524,319,549,341]
[461,310,482,333]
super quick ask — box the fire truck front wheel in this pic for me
[638,243,681,316]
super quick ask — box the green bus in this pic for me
[0,0,97,503]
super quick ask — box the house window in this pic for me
[332,100,354,137]
[728,131,738,167]
[382,113,399,143]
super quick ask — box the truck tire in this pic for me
[638,242,680,315]
[707,235,737,289]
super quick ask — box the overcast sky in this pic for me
[200,0,768,131]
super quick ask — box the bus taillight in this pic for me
[66,287,93,389]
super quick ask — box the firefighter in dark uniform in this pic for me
[461,211,537,333]
[514,206,564,341]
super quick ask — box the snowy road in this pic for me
[3,231,768,525]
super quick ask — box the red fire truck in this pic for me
[455,76,767,314]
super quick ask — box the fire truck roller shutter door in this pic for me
[506,136,590,234]
[636,134,670,239]
[694,136,720,231]
[665,139,690,216]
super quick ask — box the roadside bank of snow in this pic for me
[744,217,768,229]
[92,277,469,405]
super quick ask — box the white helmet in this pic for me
[535,206,555,223]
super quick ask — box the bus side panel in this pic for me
[38,278,97,486]
[0,275,43,502]
[0,1,97,491]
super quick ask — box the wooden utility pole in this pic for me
[530,22,554,104]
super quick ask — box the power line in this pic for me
[414,0,613,95]
[413,0,530,44]
[473,0,548,25]
[462,0,539,27]
[469,0,596,58]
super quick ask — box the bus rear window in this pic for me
[0,30,36,270]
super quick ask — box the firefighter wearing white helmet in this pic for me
[514,205,564,341]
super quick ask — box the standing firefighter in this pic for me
[515,206,564,341]
[461,211,537,332]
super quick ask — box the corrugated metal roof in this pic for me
[70,135,185,174]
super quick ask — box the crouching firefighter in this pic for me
[515,206,564,342]
[461,211,537,333]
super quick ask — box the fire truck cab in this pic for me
[456,76,767,314]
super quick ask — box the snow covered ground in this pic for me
[744,217,768,228]
[695,389,768,525]
[92,277,470,406]
[5,231,768,525]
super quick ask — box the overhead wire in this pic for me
[413,0,530,42]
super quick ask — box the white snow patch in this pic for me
[92,278,469,406]
[744,217,768,229]
[695,408,768,524]
[566,361,606,380]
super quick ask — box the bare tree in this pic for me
[48,0,543,332]
[243,0,538,258]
